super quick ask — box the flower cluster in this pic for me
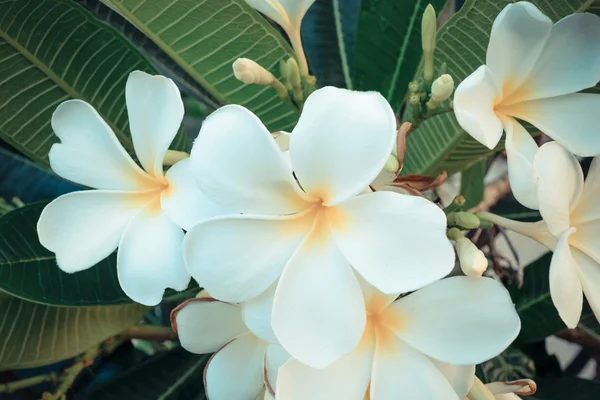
[35,1,600,399]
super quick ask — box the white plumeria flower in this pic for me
[37,71,229,306]
[274,276,521,400]
[183,86,455,369]
[171,287,289,400]
[454,1,600,209]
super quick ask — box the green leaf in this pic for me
[353,0,447,110]
[0,0,188,168]
[401,0,593,176]
[531,377,600,400]
[492,196,542,223]
[104,0,300,132]
[0,297,147,370]
[460,160,486,209]
[86,347,209,399]
[476,346,535,383]
[302,0,360,88]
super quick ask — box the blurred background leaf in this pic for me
[459,159,486,209]
[476,346,536,383]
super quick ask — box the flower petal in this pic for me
[571,220,600,264]
[572,156,600,224]
[512,13,600,102]
[506,93,600,157]
[246,0,315,27]
[190,105,309,215]
[549,229,582,329]
[387,277,520,365]
[161,158,231,231]
[330,191,454,294]
[502,117,540,210]
[171,298,247,354]
[183,212,313,303]
[37,190,149,273]
[125,71,184,178]
[486,2,552,93]
[272,222,366,368]
[534,142,583,237]
[205,332,267,400]
[275,343,373,400]
[243,283,278,344]
[49,100,156,190]
[264,344,290,393]
[370,330,459,400]
[453,66,504,150]
[430,361,475,398]
[289,87,396,205]
[117,198,190,306]
[572,248,600,324]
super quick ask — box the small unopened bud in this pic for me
[421,4,437,83]
[454,211,481,229]
[383,154,400,173]
[431,74,454,102]
[286,58,301,89]
[233,58,274,85]
[408,81,420,93]
[409,94,420,105]
[456,236,488,278]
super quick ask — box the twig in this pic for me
[469,178,511,212]
[126,325,178,342]
[42,347,101,400]
[0,373,56,394]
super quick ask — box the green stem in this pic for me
[475,212,556,250]
[288,29,309,77]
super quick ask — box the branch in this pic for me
[469,178,511,213]
[126,325,178,342]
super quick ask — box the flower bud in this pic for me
[454,211,480,229]
[408,81,420,93]
[431,74,454,102]
[421,4,437,82]
[383,154,400,173]
[286,58,302,89]
[233,58,274,85]
[455,236,488,278]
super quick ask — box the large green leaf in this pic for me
[0,0,189,167]
[353,0,447,110]
[103,0,300,131]
[0,297,147,370]
[401,0,593,176]
[86,347,209,399]
[460,159,486,209]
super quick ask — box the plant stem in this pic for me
[126,325,178,342]
[0,374,55,394]
[288,29,309,77]
[475,212,556,250]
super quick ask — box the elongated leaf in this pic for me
[401,0,593,176]
[0,297,147,370]
[104,0,300,131]
[0,0,188,168]
[86,347,209,399]
[460,159,486,209]
[302,0,360,88]
[476,346,535,383]
[353,0,447,110]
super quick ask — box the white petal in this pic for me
[37,190,149,273]
[370,331,459,400]
[357,274,399,313]
[330,191,454,294]
[502,117,540,210]
[49,100,156,190]
[289,87,396,205]
[264,344,290,393]
[190,105,309,215]
[205,332,267,400]
[126,71,184,178]
[431,361,475,398]
[117,198,190,306]
[453,66,504,149]
[246,0,315,27]
[534,142,583,237]
[183,212,313,303]
[161,158,232,231]
[512,13,600,102]
[243,283,278,344]
[275,344,373,400]
[570,220,600,264]
[572,156,600,224]
[388,277,520,365]
[572,248,600,324]
[496,394,522,400]
[506,94,600,157]
[549,229,582,329]
[172,298,247,354]
[486,2,552,93]
[272,221,366,368]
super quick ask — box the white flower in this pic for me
[183,86,455,369]
[172,287,289,400]
[431,74,455,102]
[36,71,229,306]
[274,276,521,399]
[245,0,315,35]
[454,1,600,209]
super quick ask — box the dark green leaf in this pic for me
[86,347,209,399]
[104,0,300,132]
[353,0,447,110]
[460,159,486,209]
[0,297,147,370]
[0,0,188,167]
[531,377,600,400]
[492,196,542,223]
[476,346,535,383]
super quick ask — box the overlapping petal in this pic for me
[246,0,315,27]
[264,344,290,393]
[242,284,278,344]
[572,249,600,323]
[330,191,454,294]
[549,229,582,329]
[572,156,600,224]
[125,71,184,178]
[37,190,152,273]
[289,86,396,205]
[49,100,156,191]
[190,105,309,215]
[117,199,190,306]
[431,361,476,398]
